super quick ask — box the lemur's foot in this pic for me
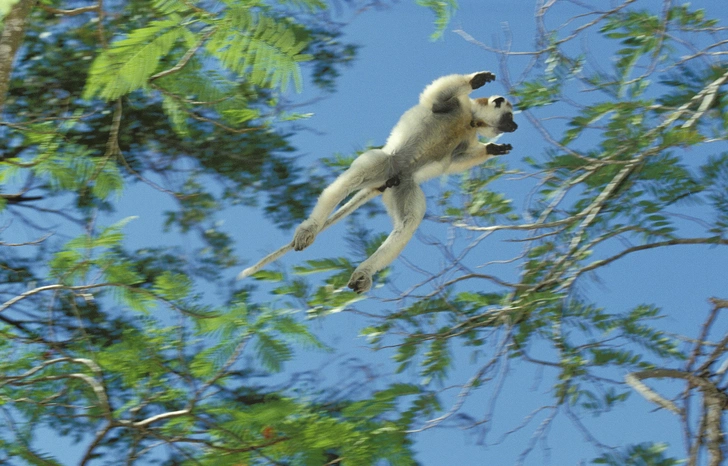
[377,174,402,193]
[292,219,319,251]
[486,143,512,156]
[347,268,373,294]
[470,72,496,89]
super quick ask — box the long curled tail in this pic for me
[237,187,382,279]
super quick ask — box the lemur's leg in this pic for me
[293,149,392,251]
[420,72,496,113]
[347,179,426,294]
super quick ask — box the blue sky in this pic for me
[253,1,726,463]
[85,0,728,464]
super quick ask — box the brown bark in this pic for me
[0,0,37,113]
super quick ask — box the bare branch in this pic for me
[0,283,119,313]
[1,357,111,418]
[0,232,52,246]
[39,4,98,16]
[625,371,682,414]
[124,409,192,428]
[576,237,728,278]
[627,368,728,415]
[150,28,216,82]
[682,69,728,128]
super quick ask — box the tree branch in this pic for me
[149,28,216,82]
[577,237,728,277]
[0,0,37,112]
[0,283,121,313]
[627,368,728,414]
[625,369,684,414]
[39,4,98,16]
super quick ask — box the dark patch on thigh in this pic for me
[432,98,460,114]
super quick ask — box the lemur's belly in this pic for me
[383,103,472,180]
[413,160,449,183]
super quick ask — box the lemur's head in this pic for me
[471,96,517,139]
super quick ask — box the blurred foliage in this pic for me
[592,443,682,466]
[289,2,728,464]
[3,0,360,235]
[0,0,434,464]
[416,0,458,40]
[0,221,421,463]
[2,0,728,465]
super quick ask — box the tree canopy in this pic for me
[1,1,727,465]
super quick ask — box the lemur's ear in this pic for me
[493,97,506,108]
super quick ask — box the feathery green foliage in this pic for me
[291,3,727,464]
[0,0,422,463]
[416,0,458,40]
[3,0,728,464]
[84,18,194,100]
[84,4,313,103]
[207,6,311,92]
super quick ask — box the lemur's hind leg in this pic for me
[293,149,392,251]
[347,179,426,293]
[424,72,495,113]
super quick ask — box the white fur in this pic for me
[292,72,516,293]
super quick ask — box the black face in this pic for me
[497,112,518,133]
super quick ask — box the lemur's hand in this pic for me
[486,143,512,156]
[470,72,496,89]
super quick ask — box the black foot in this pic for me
[470,72,495,89]
[377,174,401,192]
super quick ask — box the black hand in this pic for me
[470,72,496,89]
[486,143,512,155]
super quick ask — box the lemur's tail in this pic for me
[237,188,382,279]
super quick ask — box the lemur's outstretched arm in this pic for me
[447,143,513,174]
[420,72,495,113]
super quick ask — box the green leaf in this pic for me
[207,9,311,92]
[254,333,292,372]
[592,442,682,466]
[342,384,420,418]
[293,257,351,275]
[250,270,284,282]
[415,0,458,40]
[153,271,192,300]
[84,19,189,100]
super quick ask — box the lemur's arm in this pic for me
[420,72,495,114]
[447,143,512,174]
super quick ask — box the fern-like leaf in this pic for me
[152,0,192,15]
[84,19,191,100]
[208,9,311,92]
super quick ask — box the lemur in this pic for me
[290,72,517,293]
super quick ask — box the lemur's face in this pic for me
[472,96,517,138]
